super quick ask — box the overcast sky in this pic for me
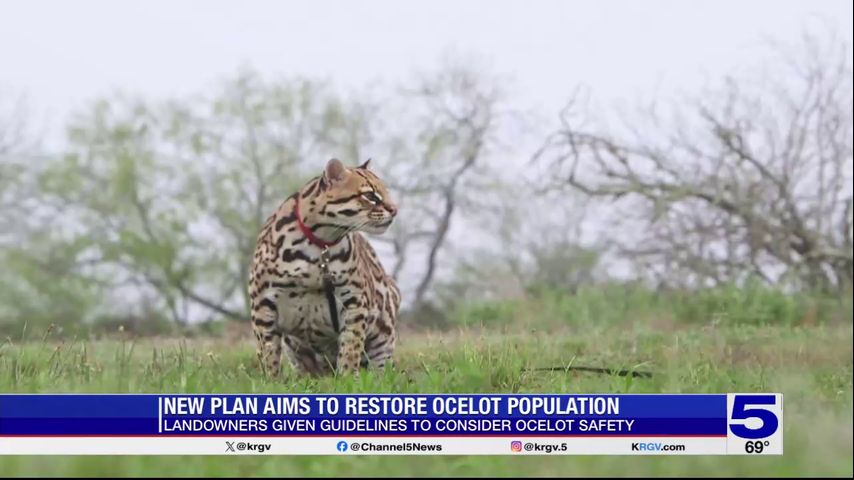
[2,0,852,147]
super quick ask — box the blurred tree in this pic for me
[376,60,505,310]
[30,71,369,326]
[534,33,853,292]
[0,94,35,239]
[0,95,104,336]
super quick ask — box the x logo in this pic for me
[225,441,235,452]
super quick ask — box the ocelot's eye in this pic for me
[362,192,382,204]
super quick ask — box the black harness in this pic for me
[319,247,340,334]
[295,195,341,335]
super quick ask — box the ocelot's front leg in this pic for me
[335,296,369,376]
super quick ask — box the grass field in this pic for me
[2,315,852,477]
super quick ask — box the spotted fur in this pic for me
[248,158,400,377]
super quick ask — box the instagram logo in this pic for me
[511,441,523,452]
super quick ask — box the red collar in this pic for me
[294,195,339,249]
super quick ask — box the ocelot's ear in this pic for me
[359,158,372,170]
[322,158,349,186]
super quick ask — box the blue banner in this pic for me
[0,394,728,436]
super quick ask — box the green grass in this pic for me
[449,283,852,330]
[1,321,852,477]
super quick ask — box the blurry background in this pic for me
[1,0,852,337]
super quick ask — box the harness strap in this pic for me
[319,247,341,334]
[323,276,340,334]
[294,195,342,334]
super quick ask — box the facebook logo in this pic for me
[336,441,348,452]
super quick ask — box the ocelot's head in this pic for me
[306,158,398,236]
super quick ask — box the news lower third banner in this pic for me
[0,394,782,455]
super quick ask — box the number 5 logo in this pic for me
[729,395,779,439]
